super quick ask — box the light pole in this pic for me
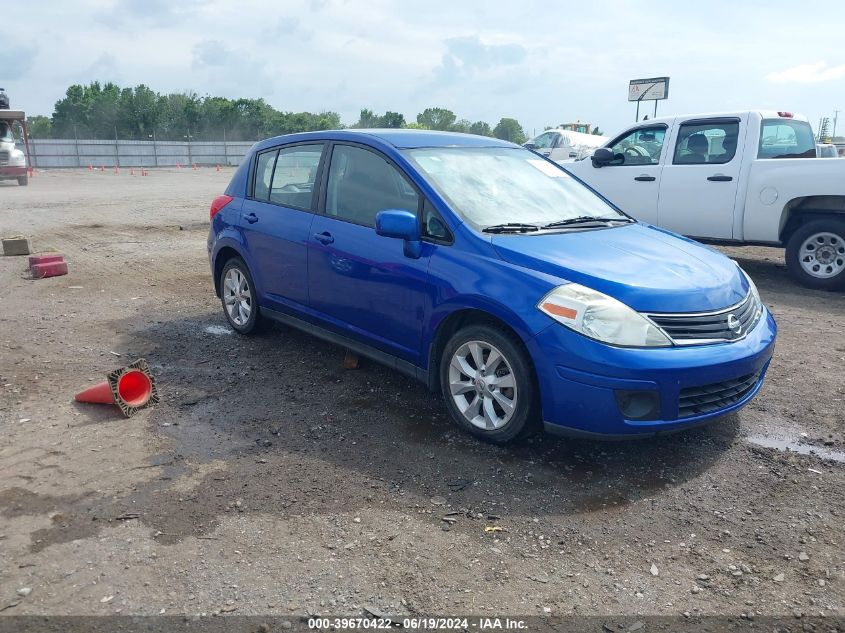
[185,128,193,165]
[149,129,158,167]
[833,110,840,140]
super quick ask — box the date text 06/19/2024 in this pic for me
[307,617,527,630]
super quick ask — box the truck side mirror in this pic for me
[523,142,537,150]
[591,147,615,167]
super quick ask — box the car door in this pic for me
[239,143,324,312]
[656,117,745,239]
[567,124,669,224]
[307,143,433,363]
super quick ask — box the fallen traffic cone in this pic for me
[74,359,159,417]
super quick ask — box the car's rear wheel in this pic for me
[17,175,28,186]
[785,218,845,290]
[439,324,539,444]
[220,257,262,334]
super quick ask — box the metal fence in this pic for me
[25,139,257,168]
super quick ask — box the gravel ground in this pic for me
[0,169,843,620]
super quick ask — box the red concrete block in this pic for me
[31,261,68,279]
[28,254,64,268]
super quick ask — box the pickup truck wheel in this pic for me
[17,175,28,186]
[785,219,845,290]
[440,325,540,444]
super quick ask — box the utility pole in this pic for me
[833,110,840,139]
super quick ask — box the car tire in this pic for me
[785,218,845,290]
[219,257,263,335]
[439,324,540,444]
[17,175,28,186]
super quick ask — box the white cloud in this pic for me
[766,62,845,84]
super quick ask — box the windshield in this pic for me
[404,146,624,228]
[0,123,13,142]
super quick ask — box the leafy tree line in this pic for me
[26,82,530,144]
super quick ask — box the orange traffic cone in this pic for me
[130,168,135,176]
[192,163,198,170]
[215,164,220,172]
[100,165,105,172]
[75,359,159,417]
[88,164,93,171]
[176,163,182,169]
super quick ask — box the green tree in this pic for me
[469,121,492,137]
[416,107,457,131]
[493,117,526,144]
[382,111,405,128]
[26,115,52,138]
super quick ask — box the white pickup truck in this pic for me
[565,111,845,290]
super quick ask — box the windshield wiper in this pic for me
[482,223,541,234]
[542,216,634,230]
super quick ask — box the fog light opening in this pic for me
[615,390,661,421]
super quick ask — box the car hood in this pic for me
[491,223,748,313]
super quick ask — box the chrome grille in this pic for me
[678,371,762,418]
[646,291,760,345]
[0,150,9,165]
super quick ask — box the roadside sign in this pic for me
[628,77,670,102]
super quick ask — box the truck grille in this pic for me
[678,371,761,418]
[646,291,760,344]
[0,150,9,165]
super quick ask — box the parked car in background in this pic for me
[566,111,845,289]
[525,128,607,162]
[0,113,28,186]
[0,88,9,110]
[817,143,839,158]
[207,130,776,443]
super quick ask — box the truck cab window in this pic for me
[606,126,666,166]
[758,119,816,159]
[673,121,740,165]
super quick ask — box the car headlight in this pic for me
[738,266,764,325]
[538,283,672,347]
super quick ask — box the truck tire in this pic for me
[17,175,28,186]
[785,218,845,290]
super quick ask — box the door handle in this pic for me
[244,213,259,224]
[634,175,656,182]
[707,175,733,182]
[313,231,334,245]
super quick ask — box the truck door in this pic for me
[566,124,668,225]
[656,117,744,239]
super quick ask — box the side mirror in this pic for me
[375,209,422,258]
[523,142,537,150]
[568,151,577,158]
[591,147,615,167]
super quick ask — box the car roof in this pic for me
[254,128,516,152]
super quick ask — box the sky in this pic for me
[2,0,844,138]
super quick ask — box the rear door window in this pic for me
[269,144,324,211]
[673,119,740,165]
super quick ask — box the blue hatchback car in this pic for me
[208,130,776,443]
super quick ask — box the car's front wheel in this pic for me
[439,324,539,444]
[786,218,845,290]
[220,257,262,334]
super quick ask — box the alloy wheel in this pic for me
[448,340,518,430]
[223,267,252,326]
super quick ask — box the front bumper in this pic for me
[529,308,777,437]
[0,166,26,179]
